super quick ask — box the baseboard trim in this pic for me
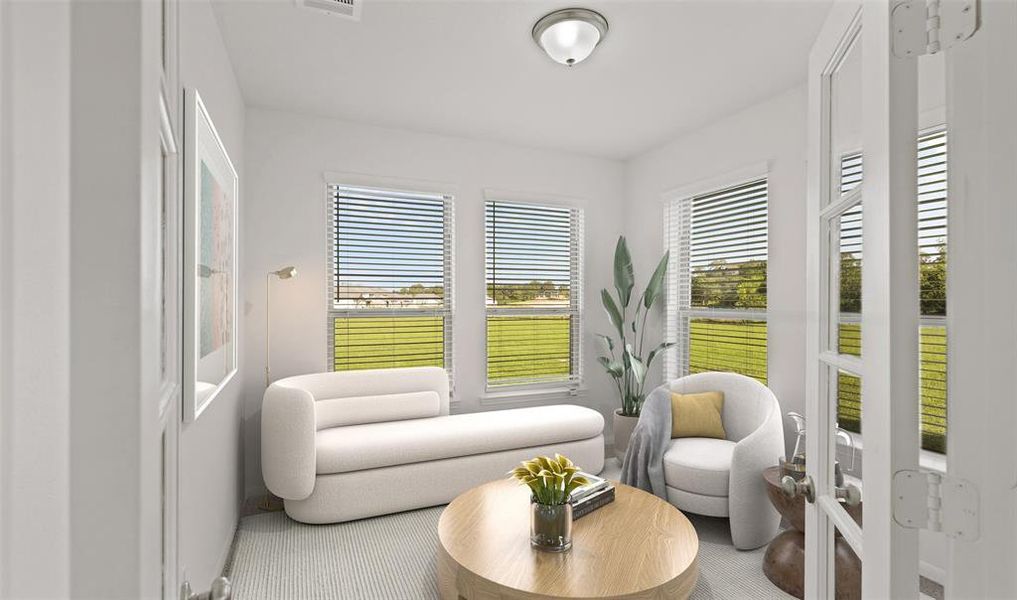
[218,519,240,579]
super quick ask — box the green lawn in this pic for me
[486,316,571,384]
[688,320,768,384]
[689,319,946,453]
[332,315,572,384]
[333,315,946,453]
[333,316,446,371]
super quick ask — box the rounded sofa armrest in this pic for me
[262,383,317,500]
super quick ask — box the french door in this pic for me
[806,0,924,596]
[807,1,1017,597]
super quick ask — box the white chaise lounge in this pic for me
[262,367,605,524]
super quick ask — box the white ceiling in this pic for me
[212,0,833,160]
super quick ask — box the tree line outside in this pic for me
[688,245,946,315]
[687,246,946,453]
[398,281,570,305]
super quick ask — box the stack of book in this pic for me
[569,472,615,520]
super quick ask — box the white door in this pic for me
[806,0,1016,597]
[158,0,182,596]
[805,0,924,596]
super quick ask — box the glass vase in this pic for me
[529,500,573,552]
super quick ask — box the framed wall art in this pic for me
[183,89,238,423]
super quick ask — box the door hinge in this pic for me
[892,0,979,58]
[893,470,979,540]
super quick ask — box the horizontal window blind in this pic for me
[665,178,768,383]
[332,316,445,371]
[916,130,948,453]
[687,318,768,382]
[835,129,948,453]
[328,185,454,378]
[485,200,582,387]
[689,179,769,300]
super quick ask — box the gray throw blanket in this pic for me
[620,383,672,500]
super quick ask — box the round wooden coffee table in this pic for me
[437,479,699,600]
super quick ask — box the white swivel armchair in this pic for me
[664,372,785,549]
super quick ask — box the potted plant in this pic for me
[509,454,590,552]
[596,236,672,461]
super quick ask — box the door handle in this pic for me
[182,577,232,600]
[780,475,816,503]
[780,475,860,507]
[835,483,862,507]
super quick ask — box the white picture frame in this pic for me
[183,89,238,423]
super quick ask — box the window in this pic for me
[485,200,583,388]
[328,185,454,377]
[665,178,768,383]
[836,129,948,453]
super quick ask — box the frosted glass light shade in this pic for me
[532,9,608,67]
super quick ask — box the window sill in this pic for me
[919,450,946,474]
[480,385,586,406]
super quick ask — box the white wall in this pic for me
[242,108,625,496]
[178,0,247,588]
[624,85,809,454]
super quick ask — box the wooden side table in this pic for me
[761,466,863,599]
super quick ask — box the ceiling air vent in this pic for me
[297,0,361,21]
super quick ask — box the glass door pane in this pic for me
[824,19,862,502]
[832,205,863,357]
[828,27,863,206]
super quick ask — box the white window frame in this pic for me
[325,179,456,387]
[482,190,584,393]
[662,164,770,383]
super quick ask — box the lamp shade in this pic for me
[272,266,297,279]
[532,9,608,67]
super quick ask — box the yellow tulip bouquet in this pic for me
[508,454,590,506]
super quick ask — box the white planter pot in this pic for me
[613,409,639,462]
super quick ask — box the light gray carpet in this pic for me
[226,506,792,600]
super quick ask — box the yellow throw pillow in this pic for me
[671,391,726,439]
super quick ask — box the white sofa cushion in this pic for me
[315,404,604,475]
[289,435,605,524]
[315,391,441,430]
[662,436,736,497]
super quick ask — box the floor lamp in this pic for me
[265,266,297,387]
[260,266,296,513]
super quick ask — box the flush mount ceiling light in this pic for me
[532,8,608,67]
